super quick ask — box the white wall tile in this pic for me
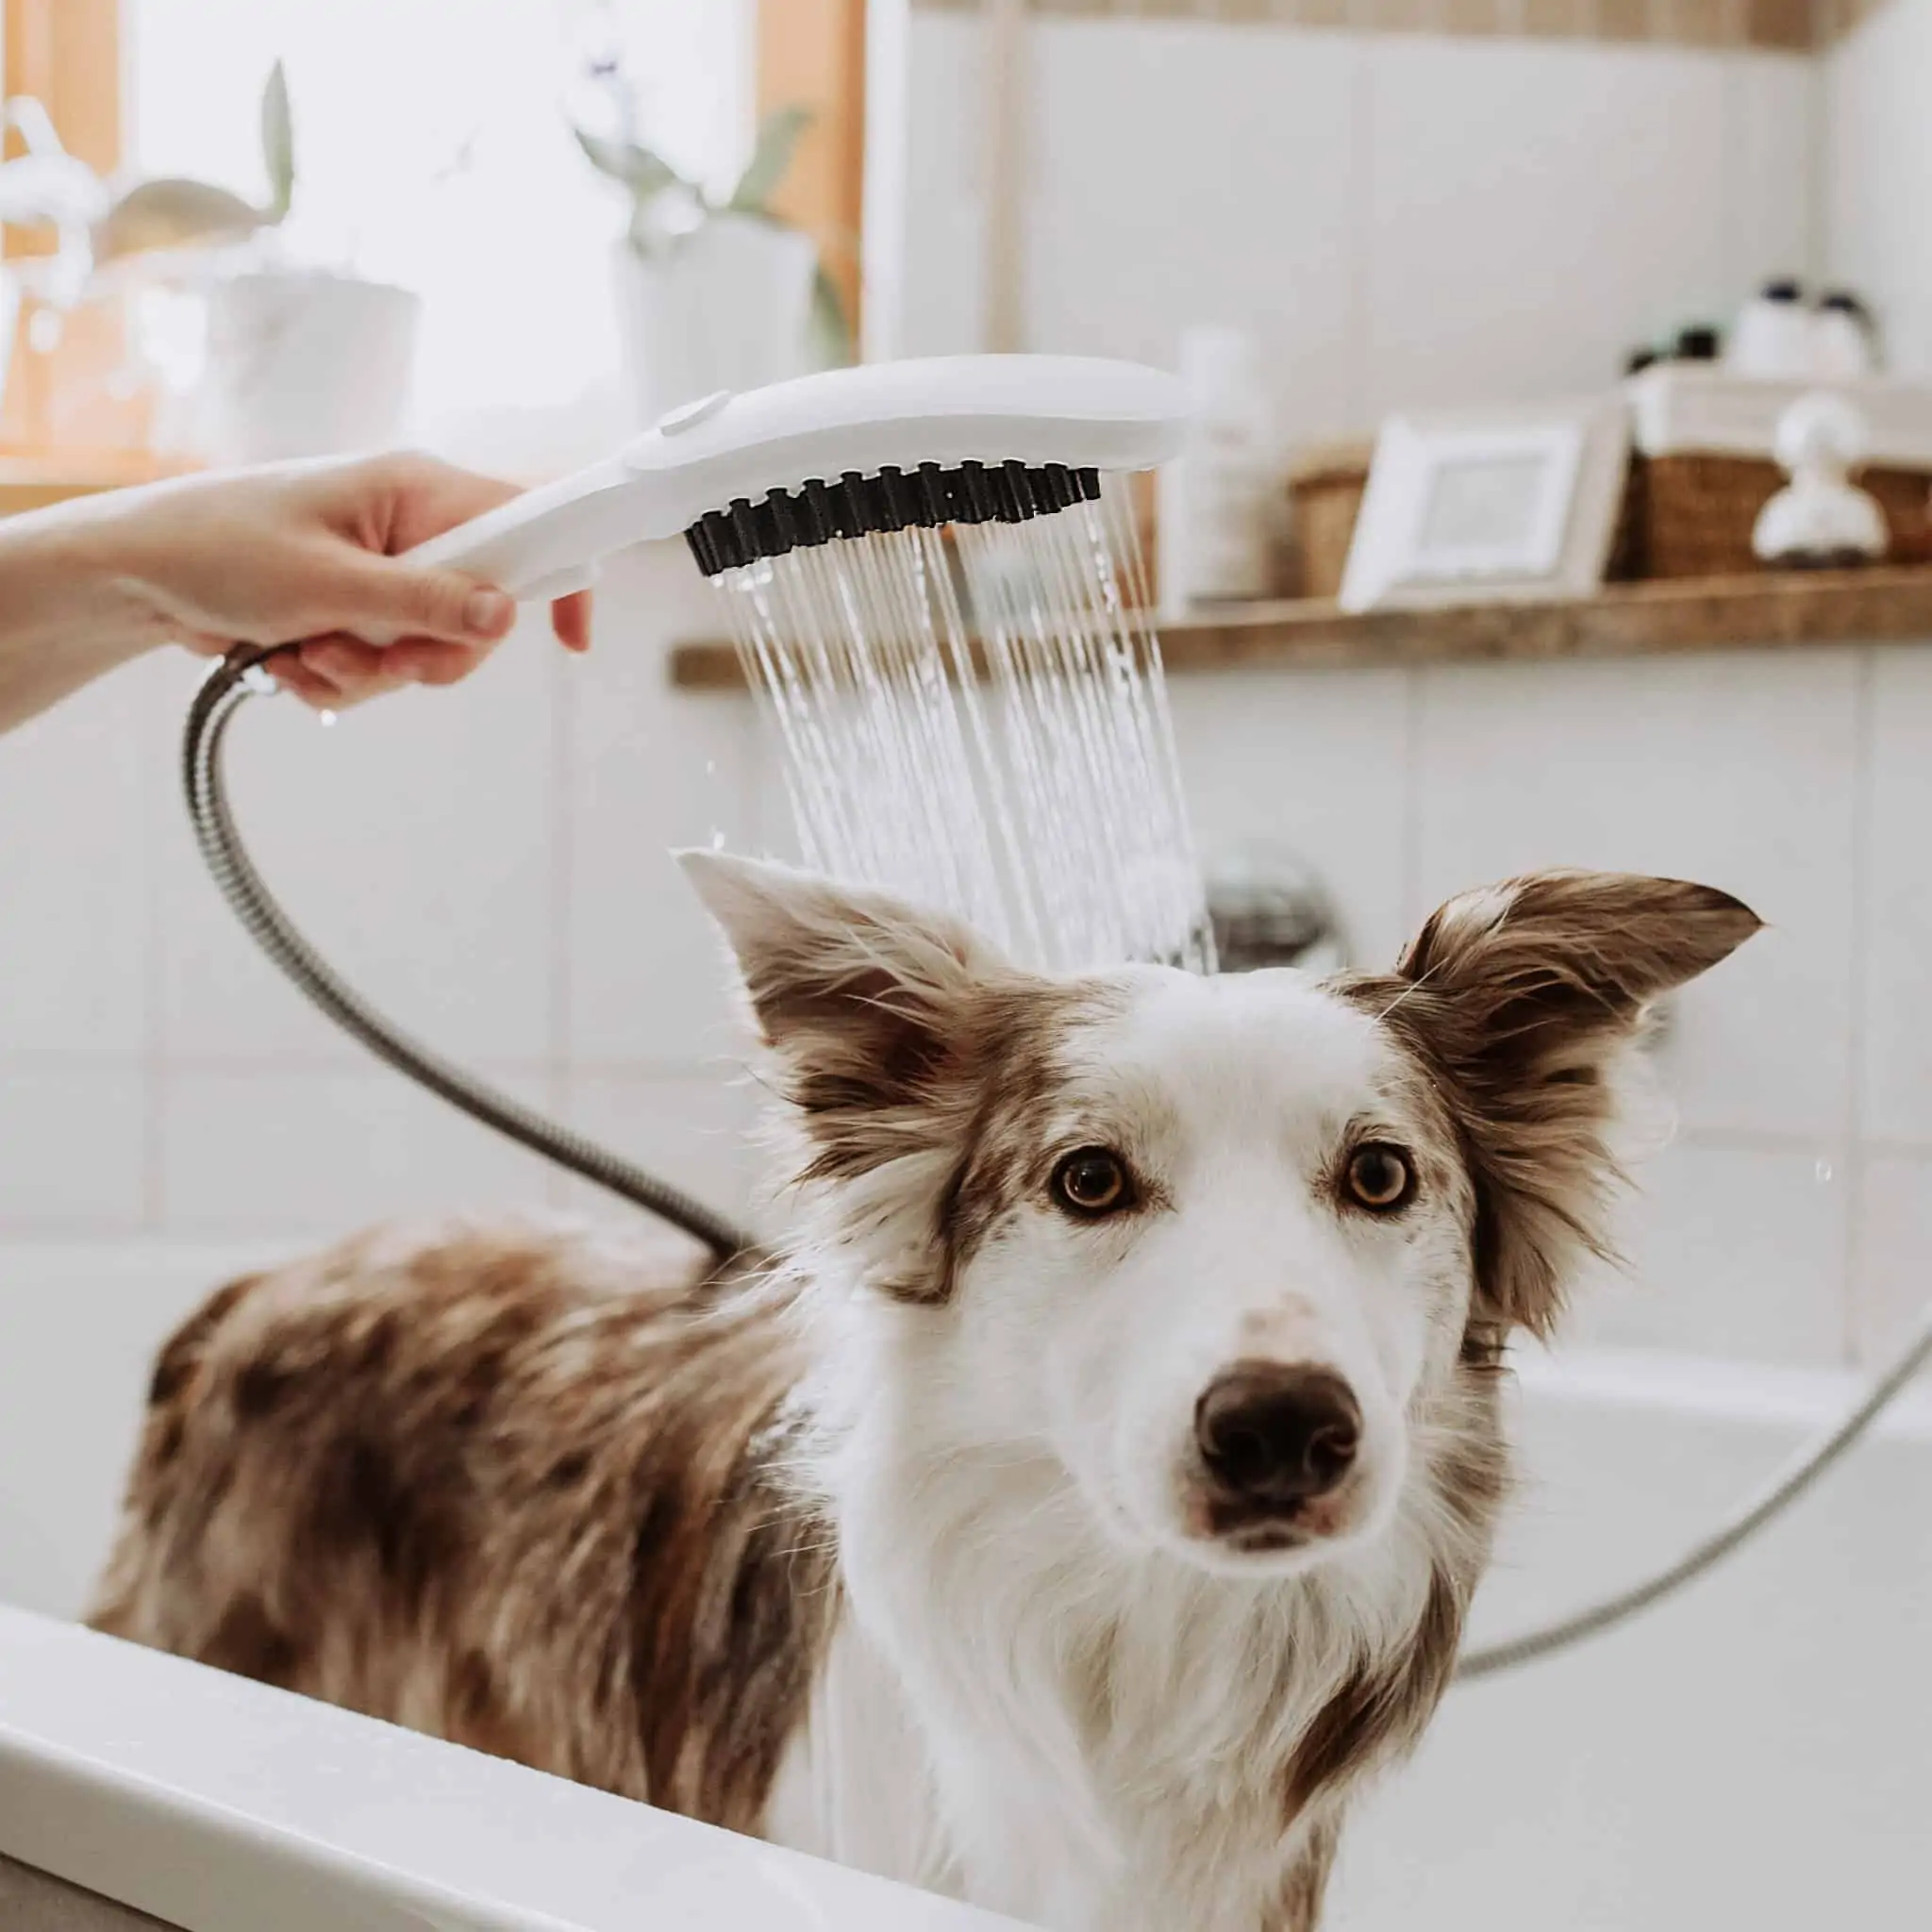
[555,1070,760,1235]
[0,659,149,1055]
[1724,50,1822,299]
[1859,646,1932,1143]
[158,622,555,1065]
[1414,650,1860,1141]
[0,1061,147,1233]
[0,1239,302,1618]
[1362,38,1735,415]
[1824,0,1932,380]
[1024,19,1364,448]
[1568,1138,1849,1367]
[1851,1153,1932,1370]
[562,541,759,1070]
[1165,667,1413,970]
[897,11,991,360]
[158,1063,558,1234]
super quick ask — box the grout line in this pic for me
[547,632,576,1214]
[1344,26,1374,433]
[1840,642,1878,1362]
[141,664,168,1236]
[1397,667,1424,933]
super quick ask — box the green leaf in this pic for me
[727,105,811,216]
[260,59,295,223]
[573,125,686,203]
[808,261,854,370]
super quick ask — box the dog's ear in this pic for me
[679,848,1003,1125]
[1380,872,1760,1338]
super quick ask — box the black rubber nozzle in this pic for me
[683,461,1109,577]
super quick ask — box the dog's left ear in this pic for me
[1378,871,1761,1337]
[679,849,1004,1147]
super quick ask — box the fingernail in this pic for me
[464,588,515,636]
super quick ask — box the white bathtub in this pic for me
[4,1242,1929,1930]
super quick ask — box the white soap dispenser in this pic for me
[1158,326,1273,618]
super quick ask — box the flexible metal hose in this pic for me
[182,644,753,1259]
[184,644,1931,1682]
[1455,1297,1932,1680]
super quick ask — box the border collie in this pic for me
[92,856,1757,1930]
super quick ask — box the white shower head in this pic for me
[408,355,1188,602]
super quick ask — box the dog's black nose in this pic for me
[1195,1363,1361,1510]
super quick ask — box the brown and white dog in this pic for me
[90,855,1759,1931]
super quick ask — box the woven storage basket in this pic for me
[1285,440,1374,600]
[1286,442,1932,594]
[1628,453,1932,576]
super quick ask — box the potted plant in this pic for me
[1,69,421,463]
[575,86,850,427]
[181,63,421,465]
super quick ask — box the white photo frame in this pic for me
[1338,395,1629,613]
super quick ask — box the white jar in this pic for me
[1157,326,1273,617]
[1727,278,1812,379]
[1811,292,1877,380]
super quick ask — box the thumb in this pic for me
[342,555,518,646]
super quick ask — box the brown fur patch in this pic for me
[1337,871,1759,1337]
[90,1222,837,1835]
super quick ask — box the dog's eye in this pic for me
[1051,1147,1134,1218]
[1343,1143,1416,1213]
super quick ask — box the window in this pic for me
[128,0,756,426]
[4,0,864,482]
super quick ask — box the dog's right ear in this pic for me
[678,851,1003,1124]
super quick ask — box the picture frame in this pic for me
[1338,395,1629,612]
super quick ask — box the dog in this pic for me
[90,855,1758,1930]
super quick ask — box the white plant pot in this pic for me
[612,213,816,427]
[192,268,420,465]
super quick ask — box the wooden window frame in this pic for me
[3,0,867,507]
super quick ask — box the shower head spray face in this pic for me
[410,355,1211,975]
[408,356,1187,598]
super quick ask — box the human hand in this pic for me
[117,451,592,708]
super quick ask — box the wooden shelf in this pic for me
[667,566,1932,691]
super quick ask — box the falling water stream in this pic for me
[710,480,1217,975]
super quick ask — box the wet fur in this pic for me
[92,862,1758,1931]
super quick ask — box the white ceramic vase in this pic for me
[611,211,816,426]
[192,267,420,465]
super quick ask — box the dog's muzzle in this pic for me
[1192,1361,1361,1537]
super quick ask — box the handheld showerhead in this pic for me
[184,352,1202,1262]
[407,355,1189,601]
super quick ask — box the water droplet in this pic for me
[705,758,717,776]
[1815,1158,1834,1184]
[710,828,726,850]
[319,709,338,729]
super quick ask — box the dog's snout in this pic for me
[1194,1363,1361,1511]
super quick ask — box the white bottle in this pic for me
[1810,292,1877,381]
[1728,278,1812,380]
[1158,326,1273,618]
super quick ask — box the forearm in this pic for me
[0,492,165,734]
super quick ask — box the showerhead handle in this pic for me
[405,354,1189,602]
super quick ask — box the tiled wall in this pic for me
[1824,0,1932,378]
[0,540,768,1247]
[894,10,1821,457]
[1164,641,1932,1377]
[2,549,1929,1375]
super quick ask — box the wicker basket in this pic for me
[1285,439,1374,600]
[1628,453,1932,576]
[1286,441,1932,593]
